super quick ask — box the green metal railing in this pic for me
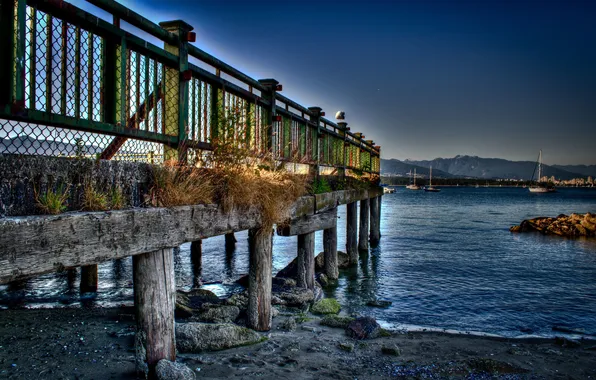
[0,0,380,176]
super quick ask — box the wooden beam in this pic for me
[276,208,337,236]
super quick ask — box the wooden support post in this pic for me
[297,231,315,290]
[370,196,381,247]
[247,228,273,331]
[133,248,176,377]
[358,198,370,251]
[323,226,338,280]
[190,240,202,287]
[225,232,237,251]
[80,264,98,293]
[346,202,358,265]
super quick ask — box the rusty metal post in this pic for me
[159,20,193,163]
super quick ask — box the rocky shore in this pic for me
[1,252,596,379]
[510,212,596,237]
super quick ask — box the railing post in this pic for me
[258,79,279,157]
[307,107,323,177]
[159,20,193,163]
[0,0,26,111]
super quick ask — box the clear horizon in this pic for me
[75,0,596,165]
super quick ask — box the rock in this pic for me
[366,299,392,308]
[175,302,194,319]
[311,298,341,315]
[272,277,297,287]
[194,304,240,323]
[317,273,329,287]
[271,295,286,305]
[271,306,280,318]
[552,326,586,335]
[338,342,354,352]
[177,289,220,310]
[275,287,314,307]
[381,344,401,356]
[346,317,382,340]
[176,323,265,353]
[235,274,249,288]
[554,336,581,348]
[320,315,355,329]
[155,359,196,380]
[301,325,319,333]
[511,213,596,238]
[280,317,297,332]
[225,291,248,309]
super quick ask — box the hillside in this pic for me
[380,158,454,178]
[382,155,587,180]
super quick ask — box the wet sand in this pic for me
[1,306,595,379]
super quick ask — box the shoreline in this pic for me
[1,306,595,379]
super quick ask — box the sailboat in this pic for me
[406,169,422,190]
[424,166,440,192]
[528,150,556,193]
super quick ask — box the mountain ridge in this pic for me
[382,155,594,180]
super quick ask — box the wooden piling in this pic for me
[225,232,236,251]
[133,248,176,376]
[346,201,358,265]
[323,226,338,280]
[370,196,381,247]
[190,240,202,287]
[297,231,316,290]
[247,228,273,331]
[358,198,370,251]
[80,264,98,293]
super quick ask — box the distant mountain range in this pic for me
[381,155,596,180]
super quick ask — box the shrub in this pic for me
[310,177,332,194]
[82,183,109,211]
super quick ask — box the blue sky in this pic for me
[75,0,596,165]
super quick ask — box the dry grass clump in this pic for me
[82,183,109,211]
[35,185,70,215]
[109,187,125,210]
[149,161,214,207]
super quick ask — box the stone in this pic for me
[511,213,596,238]
[275,287,314,307]
[194,304,240,323]
[317,273,329,287]
[175,302,194,319]
[177,289,220,310]
[338,342,354,352]
[554,336,581,348]
[271,306,280,318]
[320,315,355,329]
[311,298,341,315]
[276,251,351,278]
[346,317,382,340]
[271,295,286,305]
[366,299,392,308]
[381,344,401,356]
[176,323,266,353]
[225,291,248,309]
[280,317,297,332]
[155,359,196,380]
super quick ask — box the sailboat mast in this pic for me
[430,166,432,187]
[538,150,542,182]
[414,169,416,185]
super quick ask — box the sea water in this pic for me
[2,187,595,337]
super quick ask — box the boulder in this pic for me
[320,315,355,329]
[274,287,314,307]
[280,317,297,332]
[155,360,196,380]
[177,289,220,310]
[225,291,248,309]
[193,304,240,323]
[511,213,595,238]
[338,342,354,352]
[176,323,265,353]
[381,344,401,356]
[311,298,341,315]
[346,317,382,340]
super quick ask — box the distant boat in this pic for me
[424,166,440,192]
[406,169,422,190]
[529,150,556,193]
[383,186,395,194]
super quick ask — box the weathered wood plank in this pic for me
[296,231,315,290]
[247,228,273,331]
[276,208,337,236]
[133,248,176,376]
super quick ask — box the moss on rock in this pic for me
[320,314,355,328]
[311,298,341,315]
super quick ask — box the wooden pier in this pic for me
[0,0,383,376]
